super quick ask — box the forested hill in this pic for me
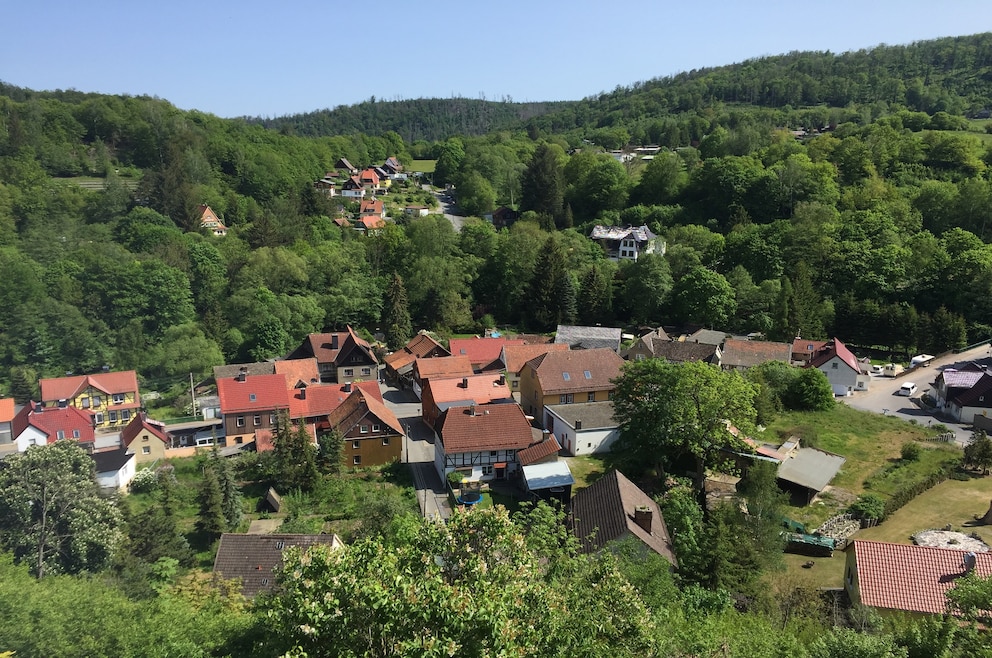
[252,97,571,143]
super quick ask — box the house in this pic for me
[589,225,665,262]
[383,156,403,174]
[720,339,792,370]
[499,343,570,393]
[0,397,15,450]
[448,337,528,371]
[845,540,992,616]
[286,328,379,384]
[412,356,475,400]
[273,358,321,389]
[645,340,722,365]
[39,370,141,429]
[404,205,430,217]
[326,388,404,467]
[288,380,384,443]
[554,325,622,352]
[931,364,986,411]
[790,337,829,367]
[624,328,671,361]
[92,447,137,491]
[10,403,95,452]
[198,204,228,237]
[356,216,385,233]
[434,403,535,483]
[216,371,290,446]
[545,402,619,456]
[340,175,366,199]
[518,348,624,425]
[946,372,992,424]
[682,328,731,346]
[359,198,385,218]
[808,338,870,395]
[120,413,170,463]
[522,459,575,506]
[421,374,514,430]
[335,158,358,174]
[482,206,520,229]
[313,173,337,197]
[570,469,677,566]
[213,533,343,597]
[383,333,450,386]
[358,168,380,189]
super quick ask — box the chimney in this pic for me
[461,377,469,388]
[575,420,582,430]
[964,551,978,573]
[633,505,653,533]
[469,404,476,416]
[498,374,506,386]
[236,366,248,382]
[331,334,339,349]
[33,401,44,413]
[344,382,352,393]
[300,387,307,400]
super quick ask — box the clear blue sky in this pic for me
[3,0,991,119]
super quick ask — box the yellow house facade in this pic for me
[39,371,141,430]
[121,413,170,463]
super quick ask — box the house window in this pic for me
[249,393,256,402]
[362,368,371,376]
[109,411,118,423]
[58,399,68,408]
[72,430,80,438]
[253,415,261,426]
[269,414,276,425]
[57,430,65,440]
[831,362,839,369]
[583,370,592,379]
[353,440,361,449]
[372,424,381,432]
[260,578,269,586]
[490,451,498,457]
[81,397,90,409]
[559,393,574,404]
[142,436,149,442]
[142,446,151,455]
[360,425,368,433]
[635,353,645,361]
[92,396,102,407]
[587,392,596,402]
[382,437,390,446]
[482,465,493,476]
[562,372,571,381]
[122,410,131,422]
[276,541,285,549]
[353,456,361,465]
[344,368,354,377]
[112,393,125,404]
[236,416,245,427]
[94,412,104,424]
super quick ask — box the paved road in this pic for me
[380,382,451,519]
[433,192,466,231]
[843,343,991,446]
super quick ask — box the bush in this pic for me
[849,493,886,521]
[901,442,922,462]
[446,471,465,488]
[129,467,160,494]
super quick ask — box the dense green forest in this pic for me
[2,32,992,406]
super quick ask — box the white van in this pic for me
[899,382,918,396]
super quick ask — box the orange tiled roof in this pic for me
[438,404,534,453]
[217,374,290,414]
[414,356,474,380]
[274,359,321,388]
[40,371,139,401]
[502,343,569,375]
[424,374,512,406]
[0,398,15,423]
[448,337,527,368]
[526,348,623,395]
[851,540,992,615]
[517,434,562,466]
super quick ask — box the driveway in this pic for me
[379,382,451,519]
[843,343,991,446]
[433,192,466,232]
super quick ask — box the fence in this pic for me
[921,432,955,443]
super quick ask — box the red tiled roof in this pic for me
[360,199,384,214]
[255,429,275,452]
[12,403,95,444]
[0,398,15,423]
[299,327,377,367]
[358,216,385,230]
[326,390,404,437]
[448,337,527,368]
[40,371,139,402]
[517,434,562,466]
[384,350,417,371]
[288,381,382,419]
[501,343,569,375]
[809,338,861,373]
[851,540,992,615]
[791,338,828,360]
[414,356,474,381]
[526,348,624,395]
[120,413,169,447]
[274,359,321,388]
[424,374,512,407]
[359,168,380,185]
[217,374,290,415]
[384,334,447,371]
[438,404,534,453]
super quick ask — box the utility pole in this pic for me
[189,372,198,419]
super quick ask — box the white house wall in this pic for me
[817,356,864,396]
[556,426,619,456]
[14,426,47,452]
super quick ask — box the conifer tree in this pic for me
[381,273,412,349]
[526,235,576,330]
[578,264,613,325]
[195,467,226,539]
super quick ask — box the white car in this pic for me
[898,382,918,396]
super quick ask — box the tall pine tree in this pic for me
[526,235,576,330]
[381,273,413,349]
[578,264,613,325]
[195,467,226,540]
[520,143,564,227]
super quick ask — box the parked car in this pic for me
[870,365,884,375]
[899,382,918,396]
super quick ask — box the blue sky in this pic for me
[3,0,991,118]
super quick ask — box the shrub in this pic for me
[901,442,922,462]
[130,467,160,494]
[849,493,886,521]
[446,471,465,488]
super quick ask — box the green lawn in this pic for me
[409,159,436,173]
[564,455,609,491]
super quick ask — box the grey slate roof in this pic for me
[213,362,276,381]
[213,533,343,597]
[554,325,622,351]
[91,446,133,475]
[684,328,731,346]
[570,469,677,565]
[545,402,618,431]
[651,341,721,364]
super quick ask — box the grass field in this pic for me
[409,159,436,173]
[564,455,610,491]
